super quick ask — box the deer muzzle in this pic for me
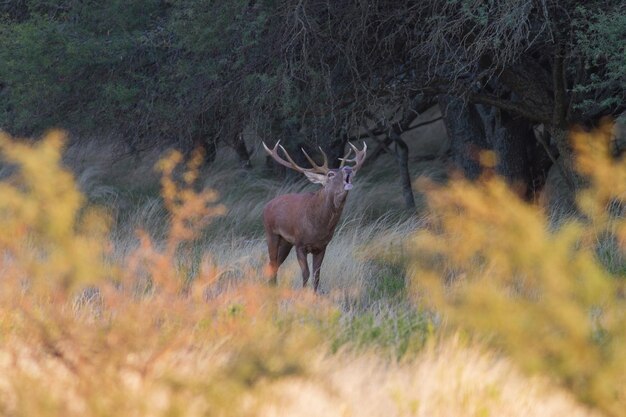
[342,166,353,190]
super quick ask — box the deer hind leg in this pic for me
[265,233,281,286]
[311,248,326,293]
[265,234,293,286]
[277,238,293,266]
[295,246,310,288]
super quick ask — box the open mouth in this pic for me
[344,173,353,190]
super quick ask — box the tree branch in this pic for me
[348,115,442,143]
[552,42,567,128]
[470,92,551,125]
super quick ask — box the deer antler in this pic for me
[262,141,329,174]
[339,142,367,171]
[338,147,353,168]
[301,147,329,173]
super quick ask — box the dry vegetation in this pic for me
[0,125,623,416]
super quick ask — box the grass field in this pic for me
[0,127,624,417]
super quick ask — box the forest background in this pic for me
[0,1,625,417]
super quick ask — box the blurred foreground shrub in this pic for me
[410,120,626,416]
[0,129,606,417]
[0,131,335,417]
[0,130,109,297]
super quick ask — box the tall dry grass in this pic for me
[0,128,612,417]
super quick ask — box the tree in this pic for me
[269,0,625,199]
[1,0,624,206]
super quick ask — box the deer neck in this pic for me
[307,187,348,229]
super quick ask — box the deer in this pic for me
[262,140,367,292]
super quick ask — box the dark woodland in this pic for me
[1,0,624,206]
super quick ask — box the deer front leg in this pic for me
[295,246,310,287]
[312,248,326,293]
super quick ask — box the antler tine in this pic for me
[341,141,367,171]
[318,147,329,171]
[264,140,359,174]
[278,144,318,173]
[338,147,353,168]
[262,140,277,156]
[262,140,311,174]
[301,147,329,174]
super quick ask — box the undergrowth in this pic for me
[0,126,618,416]
[410,120,626,416]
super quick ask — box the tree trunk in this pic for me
[526,126,554,199]
[192,134,217,164]
[494,116,532,185]
[476,105,536,197]
[190,112,218,164]
[366,135,393,164]
[389,129,416,210]
[233,133,252,169]
[267,119,305,182]
[327,133,349,169]
[549,127,580,189]
[439,95,490,179]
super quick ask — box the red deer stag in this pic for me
[262,141,367,292]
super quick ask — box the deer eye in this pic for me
[327,172,335,178]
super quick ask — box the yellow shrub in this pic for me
[0,130,109,298]
[409,120,626,416]
[0,131,334,417]
[0,127,611,417]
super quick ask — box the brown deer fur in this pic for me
[262,142,366,292]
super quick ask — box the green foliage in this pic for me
[0,0,278,141]
[364,261,408,301]
[2,0,622,158]
[333,307,431,359]
[574,5,626,112]
[0,1,168,135]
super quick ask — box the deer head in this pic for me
[261,141,367,292]
[263,141,367,203]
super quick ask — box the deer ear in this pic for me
[303,172,327,185]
